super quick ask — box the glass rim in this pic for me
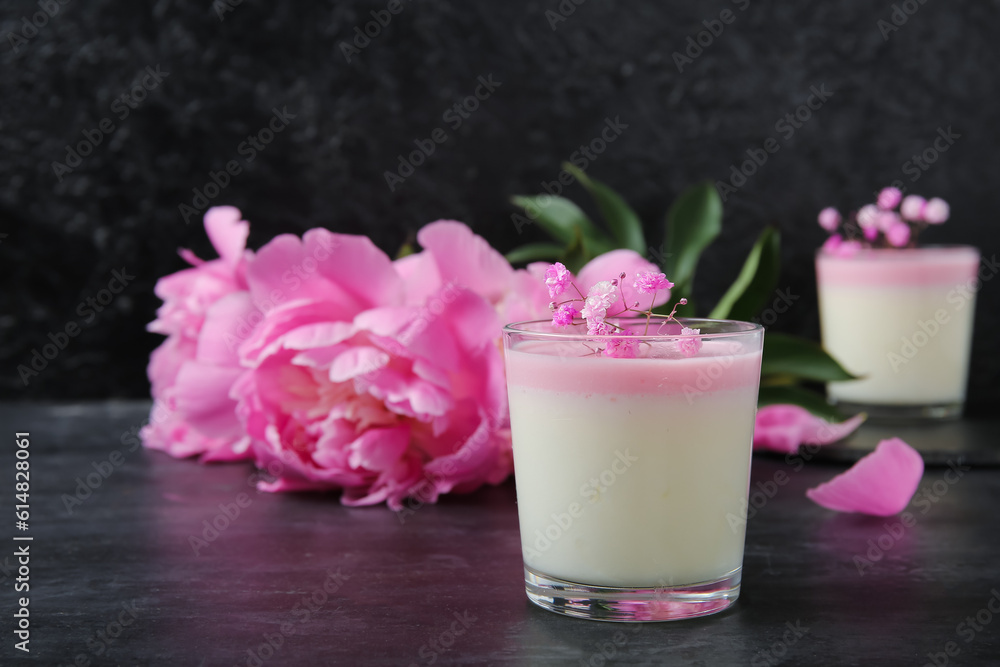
[815,243,980,259]
[502,316,763,341]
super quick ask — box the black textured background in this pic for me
[2,0,998,408]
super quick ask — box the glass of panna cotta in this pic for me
[816,246,980,421]
[502,317,763,622]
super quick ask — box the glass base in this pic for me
[523,566,740,622]
[830,399,963,423]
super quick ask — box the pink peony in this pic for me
[231,224,521,509]
[141,207,254,462]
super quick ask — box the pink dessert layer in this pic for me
[816,246,980,287]
[505,340,762,397]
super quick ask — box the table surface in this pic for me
[2,401,1000,666]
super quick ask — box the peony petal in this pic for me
[806,438,924,516]
[753,404,865,454]
[203,206,249,267]
[172,362,245,438]
[329,346,390,383]
[416,220,513,303]
[196,292,256,366]
[576,249,670,315]
[347,425,409,471]
[394,251,443,305]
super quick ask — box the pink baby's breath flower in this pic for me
[923,198,950,224]
[876,210,901,232]
[603,332,637,358]
[817,207,841,232]
[836,240,863,258]
[633,272,674,295]
[877,187,903,210]
[900,195,926,221]
[886,221,911,247]
[580,280,618,328]
[863,226,879,241]
[588,320,613,336]
[822,234,843,253]
[544,262,572,298]
[678,327,702,357]
[856,204,879,229]
[551,303,578,327]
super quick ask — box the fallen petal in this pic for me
[753,404,865,454]
[806,438,924,516]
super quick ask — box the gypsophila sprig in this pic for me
[819,187,950,256]
[544,266,701,358]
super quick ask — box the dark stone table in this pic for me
[3,401,999,666]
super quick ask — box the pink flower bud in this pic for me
[678,298,688,305]
[863,225,879,241]
[856,204,879,229]
[886,221,911,247]
[877,187,903,210]
[900,195,926,221]
[876,211,901,231]
[923,198,950,224]
[836,240,863,257]
[822,234,843,253]
[817,207,841,232]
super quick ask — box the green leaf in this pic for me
[509,195,612,253]
[762,332,858,383]
[757,385,844,421]
[504,243,565,265]
[708,227,780,320]
[662,182,723,299]
[561,162,646,253]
